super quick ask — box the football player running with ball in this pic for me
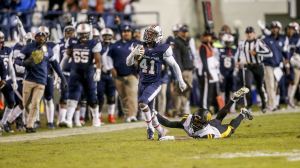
[126,25,187,141]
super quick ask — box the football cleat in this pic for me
[147,127,155,140]
[158,136,175,141]
[26,127,36,133]
[240,108,253,120]
[92,118,101,127]
[232,87,250,101]
[108,114,116,123]
[3,123,14,133]
[47,122,55,129]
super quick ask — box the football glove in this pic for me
[12,81,18,90]
[179,81,187,92]
[94,69,101,82]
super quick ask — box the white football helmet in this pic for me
[222,33,234,42]
[92,28,100,37]
[100,28,114,43]
[271,21,282,29]
[288,22,299,32]
[143,25,163,44]
[76,23,91,42]
[38,26,50,37]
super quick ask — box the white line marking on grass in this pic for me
[192,150,300,162]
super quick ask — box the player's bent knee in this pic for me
[139,103,148,112]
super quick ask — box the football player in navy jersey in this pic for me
[63,23,102,128]
[58,25,76,126]
[20,28,67,133]
[0,31,17,133]
[126,25,187,140]
[97,28,116,123]
[3,32,34,132]
[219,34,237,104]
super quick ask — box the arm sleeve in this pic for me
[156,113,184,129]
[199,46,209,73]
[50,60,66,82]
[256,39,272,57]
[282,37,290,59]
[126,45,138,66]
[8,52,17,83]
[49,44,60,62]
[163,46,185,83]
[92,42,102,53]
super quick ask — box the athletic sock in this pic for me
[45,99,55,123]
[1,107,13,125]
[108,104,115,115]
[141,105,153,129]
[7,106,23,123]
[58,107,67,123]
[66,100,78,124]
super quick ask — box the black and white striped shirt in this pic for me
[236,39,272,64]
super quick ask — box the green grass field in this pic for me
[1,112,300,168]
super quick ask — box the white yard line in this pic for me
[0,122,146,143]
[0,108,299,143]
[192,150,300,162]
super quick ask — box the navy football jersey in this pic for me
[20,41,54,85]
[12,43,26,79]
[68,38,102,72]
[0,56,7,80]
[0,46,12,80]
[139,43,169,84]
[219,47,236,76]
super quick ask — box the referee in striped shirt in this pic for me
[236,26,272,112]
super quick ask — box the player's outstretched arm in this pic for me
[156,112,184,129]
[163,46,187,92]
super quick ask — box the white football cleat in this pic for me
[158,136,175,141]
[92,118,101,127]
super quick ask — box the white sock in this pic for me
[151,113,164,135]
[58,107,67,123]
[66,100,78,124]
[1,107,13,124]
[90,105,100,127]
[7,106,23,123]
[276,95,280,107]
[80,106,86,119]
[36,110,40,122]
[141,105,153,129]
[45,99,55,123]
[108,104,115,115]
[74,110,81,125]
[184,100,190,114]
